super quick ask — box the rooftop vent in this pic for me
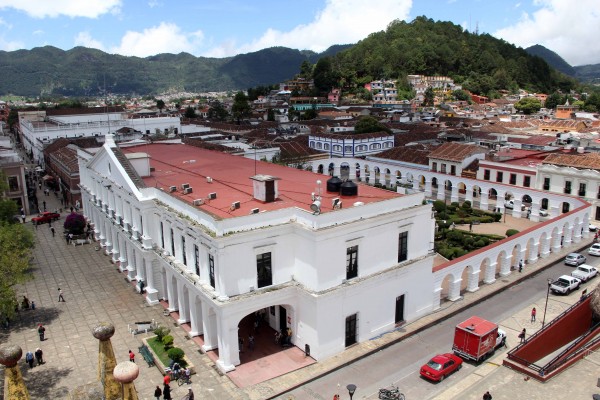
[250,208,259,214]
[193,199,204,206]
[206,177,213,183]
[169,186,177,193]
[181,183,190,190]
[208,192,217,200]
[230,201,240,210]
[340,181,358,196]
[183,187,193,194]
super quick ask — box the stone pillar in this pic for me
[165,272,178,312]
[484,262,496,284]
[436,186,445,201]
[113,362,140,400]
[215,318,236,373]
[144,259,159,305]
[466,269,479,292]
[450,186,459,203]
[563,224,573,246]
[92,323,120,400]
[552,232,563,253]
[119,238,128,272]
[500,255,512,276]
[573,221,582,243]
[176,282,189,324]
[189,294,203,337]
[540,236,551,258]
[424,180,432,197]
[432,287,442,310]
[201,302,218,352]
[529,204,540,222]
[465,187,474,205]
[527,241,539,264]
[0,344,30,399]
[448,278,462,301]
[550,205,560,218]
[479,192,489,211]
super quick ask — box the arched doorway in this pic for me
[340,163,350,180]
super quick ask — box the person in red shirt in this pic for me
[163,374,171,385]
[129,350,135,363]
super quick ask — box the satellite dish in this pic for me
[310,200,321,215]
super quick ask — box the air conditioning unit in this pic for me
[208,192,217,200]
[206,177,213,183]
[231,201,240,210]
[332,198,341,208]
[183,187,193,194]
[193,199,204,206]
[250,208,259,214]
[181,183,190,190]
[169,186,177,192]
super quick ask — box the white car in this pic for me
[539,209,549,217]
[589,243,600,256]
[564,253,586,266]
[589,224,599,232]
[571,264,598,282]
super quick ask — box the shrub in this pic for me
[474,239,486,248]
[153,325,171,342]
[167,347,185,363]
[492,213,502,222]
[506,229,519,237]
[450,202,460,208]
[462,200,472,209]
[63,212,86,234]
[438,212,449,220]
[162,335,174,349]
[432,200,446,213]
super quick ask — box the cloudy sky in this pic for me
[0,0,598,66]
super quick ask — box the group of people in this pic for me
[275,327,293,347]
[24,348,44,368]
[154,385,193,400]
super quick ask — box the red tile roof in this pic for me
[542,152,600,171]
[120,143,400,220]
[428,142,486,162]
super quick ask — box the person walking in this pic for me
[248,334,255,352]
[519,328,526,343]
[58,288,65,302]
[38,324,46,341]
[25,350,34,368]
[153,385,162,400]
[50,226,55,237]
[42,200,46,211]
[184,388,194,400]
[531,307,537,323]
[483,391,492,400]
[518,259,524,273]
[163,383,171,400]
[129,350,135,363]
[35,348,44,365]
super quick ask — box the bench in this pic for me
[72,238,90,246]
[128,320,156,335]
[138,344,155,367]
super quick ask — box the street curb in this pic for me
[265,240,593,399]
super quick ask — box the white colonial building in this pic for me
[309,132,395,158]
[18,107,181,165]
[78,136,435,372]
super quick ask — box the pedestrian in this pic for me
[531,307,537,322]
[185,388,194,400]
[238,336,244,352]
[248,334,255,351]
[469,221,473,232]
[139,279,145,295]
[163,383,171,400]
[25,350,34,368]
[274,331,281,345]
[519,328,526,343]
[129,349,135,363]
[581,289,588,300]
[153,385,162,400]
[21,213,26,223]
[163,373,170,385]
[483,391,492,400]
[518,259,524,273]
[68,233,73,244]
[42,200,46,210]
[35,348,44,365]
[333,395,340,400]
[49,226,55,237]
[31,301,35,310]
[65,233,70,244]
[58,288,65,302]
[253,318,259,334]
[38,324,45,341]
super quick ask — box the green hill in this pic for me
[525,44,576,76]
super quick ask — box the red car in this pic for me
[420,353,463,382]
[31,212,61,225]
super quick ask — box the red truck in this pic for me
[452,316,506,363]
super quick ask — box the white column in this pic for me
[466,269,479,292]
[201,303,218,351]
[165,271,178,312]
[448,278,462,301]
[527,242,539,264]
[215,318,237,373]
[484,262,496,284]
[450,186,459,203]
[176,282,189,324]
[563,224,573,246]
[540,236,551,258]
[479,192,489,211]
[145,258,159,305]
[424,180,432,197]
[188,295,203,337]
[500,255,512,276]
[552,232,563,253]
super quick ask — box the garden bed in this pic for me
[142,336,195,376]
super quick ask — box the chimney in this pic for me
[250,175,280,203]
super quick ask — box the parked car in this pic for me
[550,275,581,295]
[571,264,598,282]
[538,209,549,217]
[31,211,61,225]
[590,224,599,232]
[564,253,586,266]
[420,353,463,382]
[504,199,526,211]
[589,244,600,256]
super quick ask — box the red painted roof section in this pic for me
[121,143,400,219]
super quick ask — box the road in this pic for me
[278,249,599,400]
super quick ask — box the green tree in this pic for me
[184,106,196,118]
[514,97,542,114]
[422,87,435,107]
[267,108,275,121]
[313,57,338,93]
[207,100,229,121]
[354,116,392,134]
[156,99,165,113]
[452,89,471,102]
[544,92,563,110]
[231,91,251,123]
[299,60,313,78]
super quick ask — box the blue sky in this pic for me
[0,0,598,66]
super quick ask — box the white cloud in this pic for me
[204,0,413,57]
[74,32,105,51]
[494,0,600,66]
[32,30,44,35]
[0,35,23,51]
[0,0,121,19]
[110,22,204,57]
[148,0,161,8]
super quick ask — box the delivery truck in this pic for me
[452,316,506,363]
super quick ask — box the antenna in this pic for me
[311,180,322,215]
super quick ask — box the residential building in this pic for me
[308,132,394,158]
[0,136,29,214]
[428,142,486,177]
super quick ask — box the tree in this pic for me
[231,91,251,123]
[207,100,229,121]
[452,89,471,102]
[156,99,165,113]
[422,87,435,107]
[354,116,392,134]
[514,97,542,114]
[299,60,313,78]
[313,57,338,93]
[267,108,275,121]
[184,106,196,119]
[544,92,563,110]
[0,222,34,321]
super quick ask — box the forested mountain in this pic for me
[327,17,576,97]
[525,45,576,76]
[0,45,348,97]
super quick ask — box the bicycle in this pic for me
[177,374,191,386]
[378,384,405,400]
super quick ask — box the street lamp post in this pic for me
[346,384,357,400]
[542,278,552,327]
